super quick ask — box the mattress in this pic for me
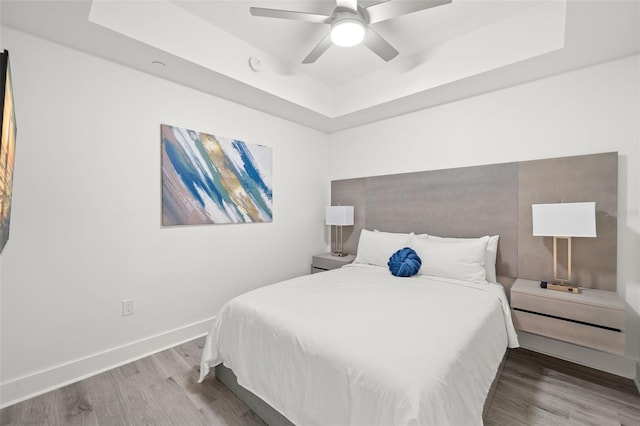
[199,263,519,425]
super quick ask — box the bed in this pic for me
[198,152,619,425]
[199,231,519,425]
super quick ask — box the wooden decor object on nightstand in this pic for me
[311,253,355,274]
[511,278,625,355]
[540,281,580,293]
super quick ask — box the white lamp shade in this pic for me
[532,202,597,237]
[330,20,365,47]
[325,206,354,226]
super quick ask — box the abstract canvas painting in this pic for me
[0,50,16,253]
[161,124,272,226]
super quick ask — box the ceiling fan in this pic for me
[250,0,452,64]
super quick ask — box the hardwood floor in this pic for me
[0,338,266,426]
[1,338,638,425]
[485,349,640,426]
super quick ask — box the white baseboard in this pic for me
[0,316,215,409]
[517,332,636,378]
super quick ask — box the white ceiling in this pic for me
[0,1,638,133]
[174,0,540,86]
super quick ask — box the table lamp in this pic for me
[532,202,597,287]
[325,206,354,257]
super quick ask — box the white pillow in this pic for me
[354,229,414,267]
[411,236,488,284]
[427,235,499,283]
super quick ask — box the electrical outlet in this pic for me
[122,299,134,316]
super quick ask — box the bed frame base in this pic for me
[483,349,507,416]
[215,350,508,425]
[215,364,294,426]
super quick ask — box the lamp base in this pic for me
[331,252,348,257]
[540,281,581,293]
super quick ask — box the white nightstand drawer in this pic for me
[510,278,625,356]
[512,309,625,356]
[313,256,345,271]
[311,253,355,274]
[511,292,625,331]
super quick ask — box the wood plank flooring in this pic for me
[485,349,640,426]
[1,337,638,425]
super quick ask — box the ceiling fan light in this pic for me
[330,19,365,47]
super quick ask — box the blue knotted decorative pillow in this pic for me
[388,247,422,277]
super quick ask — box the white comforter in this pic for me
[199,264,519,426]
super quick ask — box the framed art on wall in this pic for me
[161,124,272,226]
[0,49,17,253]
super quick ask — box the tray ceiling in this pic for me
[0,0,638,133]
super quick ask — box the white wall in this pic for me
[0,27,330,406]
[329,55,640,378]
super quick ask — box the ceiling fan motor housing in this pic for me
[330,6,369,25]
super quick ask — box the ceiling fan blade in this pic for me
[336,0,358,12]
[302,34,333,64]
[366,0,452,24]
[364,28,399,62]
[250,7,330,24]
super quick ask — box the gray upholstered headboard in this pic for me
[331,152,617,291]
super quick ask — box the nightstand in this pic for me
[511,278,625,355]
[311,253,355,274]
